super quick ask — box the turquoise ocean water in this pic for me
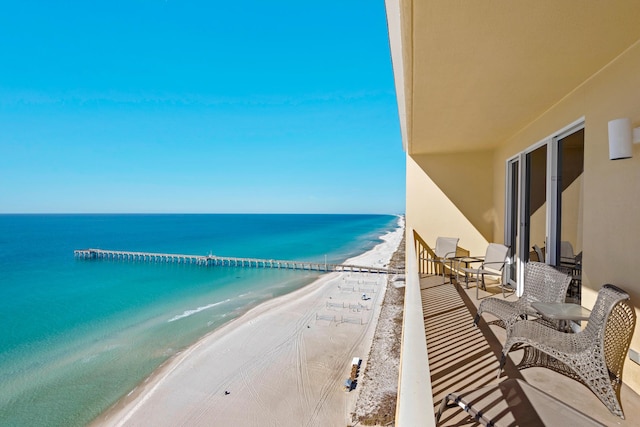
[0,214,399,426]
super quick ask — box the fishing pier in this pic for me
[74,248,402,274]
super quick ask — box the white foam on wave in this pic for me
[168,299,232,323]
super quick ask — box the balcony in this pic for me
[396,232,640,426]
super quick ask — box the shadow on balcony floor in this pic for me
[421,274,640,426]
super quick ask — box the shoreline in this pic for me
[93,218,405,427]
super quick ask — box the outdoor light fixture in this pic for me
[608,118,640,160]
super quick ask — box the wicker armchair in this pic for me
[474,262,571,332]
[499,284,636,419]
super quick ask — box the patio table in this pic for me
[452,256,484,288]
[531,301,591,331]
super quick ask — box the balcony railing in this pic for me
[395,228,435,426]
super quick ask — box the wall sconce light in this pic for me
[608,118,640,160]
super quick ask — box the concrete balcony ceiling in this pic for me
[395,0,640,154]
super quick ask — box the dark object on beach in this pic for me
[344,378,356,391]
[224,390,230,395]
[307,325,310,328]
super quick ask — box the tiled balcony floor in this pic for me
[421,274,640,426]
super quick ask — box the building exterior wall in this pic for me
[492,40,640,393]
[405,37,640,396]
[406,154,488,257]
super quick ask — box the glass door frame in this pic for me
[505,117,584,296]
[504,156,521,290]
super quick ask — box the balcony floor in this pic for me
[421,274,640,426]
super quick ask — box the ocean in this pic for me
[0,214,400,427]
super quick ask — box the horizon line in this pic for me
[0,212,406,216]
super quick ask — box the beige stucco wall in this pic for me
[493,41,640,393]
[405,154,488,257]
[404,32,640,395]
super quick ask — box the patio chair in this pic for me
[458,243,509,299]
[473,262,571,333]
[532,244,545,262]
[498,284,636,419]
[560,240,577,266]
[423,236,459,284]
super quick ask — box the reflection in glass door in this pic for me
[554,129,584,302]
[525,144,548,264]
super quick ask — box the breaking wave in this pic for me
[168,298,232,322]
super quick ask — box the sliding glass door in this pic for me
[525,144,548,264]
[554,128,584,301]
[506,121,584,298]
[505,158,519,287]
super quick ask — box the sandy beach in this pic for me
[93,219,404,427]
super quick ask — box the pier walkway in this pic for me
[74,248,403,275]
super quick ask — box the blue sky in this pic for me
[0,0,405,214]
